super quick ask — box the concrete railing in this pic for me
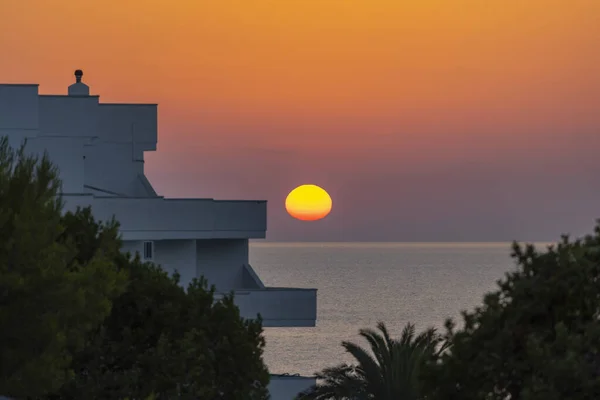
[62,194,267,239]
[218,287,317,327]
[268,374,316,400]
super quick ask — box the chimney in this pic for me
[68,69,90,96]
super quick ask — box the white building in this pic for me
[0,70,317,399]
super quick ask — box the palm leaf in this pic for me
[342,340,384,396]
[297,364,368,400]
[299,322,443,400]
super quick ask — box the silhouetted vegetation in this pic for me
[423,231,600,399]
[297,322,446,400]
[0,138,270,399]
[301,225,600,399]
[48,209,270,400]
[6,134,600,399]
[0,138,127,397]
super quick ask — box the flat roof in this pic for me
[100,102,158,107]
[0,83,39,87]
[39,94,100,98]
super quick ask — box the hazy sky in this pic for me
[1,0,599,241]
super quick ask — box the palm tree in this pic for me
[296,322,447,400]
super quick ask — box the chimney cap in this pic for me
[69,69,89,95]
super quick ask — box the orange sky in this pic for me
[1,0,600,240]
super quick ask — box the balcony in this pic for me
[231,287,317,327]
[268,374,316,400]
[62,194,267,240]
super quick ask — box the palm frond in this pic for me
[342,341,383,396]
[398,323,417,347]
[299,322,441,400]
[297,363,368,400]
[375,321,395,350]
[356,325,393,385]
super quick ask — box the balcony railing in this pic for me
[62,194,267,240]
[216,287,317,327]
[268,374,316,400]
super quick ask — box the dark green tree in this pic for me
[298,322,445,400]
[50,211,271,400]
[0,138,127,398]
[424,225,600,400]
[0,137,269,399]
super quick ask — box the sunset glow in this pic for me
[2,0,599,240]
[285,185,332,221]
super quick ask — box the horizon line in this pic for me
[251,240,556,245]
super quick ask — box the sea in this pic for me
[249,242,549,376]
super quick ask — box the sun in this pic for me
[285,184,332,221]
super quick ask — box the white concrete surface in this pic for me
[0,72,319,397]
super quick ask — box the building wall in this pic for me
[0,85,159,197]
[97,104,157,151]
[25,136,87,193]
[196,239,249,291]
[0,86,92,193]
[0,85,39,149]
[123,239,251,291]
[121,240,142,259]
[38,95,99,138]
[123,240,196,288]
[84,103,157,195]
[153,240,197,288]
[268,376,315,400]
[84,142,146,196]
[2,91,159,196]
[0,85,39,130]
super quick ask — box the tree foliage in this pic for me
[424,226,600,399]
[0,138,270,399]
[50,210,270,399]
[0,138,126,397]
[298,322,445,400]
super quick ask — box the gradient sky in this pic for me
[1,0,599,241]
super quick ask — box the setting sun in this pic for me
[285,185,332,221]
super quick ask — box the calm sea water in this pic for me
[249,242,545,376]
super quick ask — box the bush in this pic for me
[52,194,270,399]
[424,226,600,399]
[0,139,126,397]
[0,138,270,399]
